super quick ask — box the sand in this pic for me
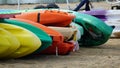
[0,39,120,68]
[0,1,120,68]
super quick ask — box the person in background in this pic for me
[73,0,93,11]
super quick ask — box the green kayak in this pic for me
[61,10,113,46]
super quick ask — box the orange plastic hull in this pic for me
[40,41,74,55]
[11,18,64,42]
[15,10,75,27]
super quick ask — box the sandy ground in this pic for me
[0,1,120,68]
[0,39,120,68]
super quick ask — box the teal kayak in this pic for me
[0,9,20,14]
[61,10,113,46]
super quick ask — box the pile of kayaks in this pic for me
[0,9,113,59]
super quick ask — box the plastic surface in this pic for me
[0,23,41,58]
[15,10,75,27]
[0,27,20,58]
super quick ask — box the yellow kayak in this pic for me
[0,27,20,58]
[0,23,41,58]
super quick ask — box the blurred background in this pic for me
[0,0,106,4]
[0,0,111,10]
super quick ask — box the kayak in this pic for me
[40,41,74,55]
[0,23,41,58]
[73,11,113,46]
[0,9,75,27]
[0,19,52,54]
[0,13,20,18]
[10,18,64,42]
[82,10,120,22]
[0,9,20,18]
[0,27,20,58]
[0,9,20,14]
[14,10,75,27]
[48,26,78,41]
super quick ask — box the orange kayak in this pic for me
[15,10,75,27]
[11,18,64,42]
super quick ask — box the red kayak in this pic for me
[40,41,74,55]
[0,13,19,18]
